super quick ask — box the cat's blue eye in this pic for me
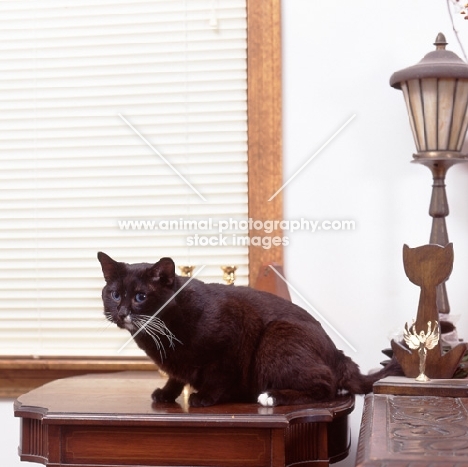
[134,292,146,303]
[111,291,121,302]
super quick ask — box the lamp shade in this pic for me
[390,33,468,157]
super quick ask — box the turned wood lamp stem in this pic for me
[416,158,468,315]
[424,160,452,314]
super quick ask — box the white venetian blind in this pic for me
[0,0,248,357]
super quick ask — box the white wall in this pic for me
[0,399,22,467]
[282,1,468,465]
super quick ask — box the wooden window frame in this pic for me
[0,0,283,398]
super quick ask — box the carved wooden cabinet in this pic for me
[15,371,354,467]
[356,391,468,466]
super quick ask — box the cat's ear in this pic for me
[150,257,175,287]
[97,252,124,283]
[402,244,410,258]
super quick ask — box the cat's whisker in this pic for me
[148,333,166,361]
[134,315,181,349]
[103,315,114,325]
[132,315,175,361]
[144,319,171,337]
[139,321,165,349]
[94,317,118,336]
[144,318,181,349]
[143,326,166,361]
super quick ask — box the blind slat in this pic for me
[0,0,249,357]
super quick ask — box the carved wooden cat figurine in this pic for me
[98,252,401,407]
[391,243,466,379]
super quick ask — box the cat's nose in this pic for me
[117,306,130,320]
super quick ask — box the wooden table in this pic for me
[14,371,354,467]
[356,377,468,466]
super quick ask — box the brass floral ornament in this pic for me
[403,321,440,382]
[221,265,237,285]
[179,266,196,277]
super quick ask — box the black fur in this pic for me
[98,252,401,407]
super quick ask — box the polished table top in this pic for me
[15,371,354,424]
[15,371,355,467]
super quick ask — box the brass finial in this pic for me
[179,265,195,277]
[434,32,448,50]
[221,265,237,285]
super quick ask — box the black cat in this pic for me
[98,252,401,407]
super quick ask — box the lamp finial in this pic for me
[434,32,448,50]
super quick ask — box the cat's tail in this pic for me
[338,355,404,395]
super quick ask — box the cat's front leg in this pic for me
[189,391,217,407]
[188,381,238,407]
[152,377,185,403]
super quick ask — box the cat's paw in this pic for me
[257,392,276,407]
[189,392,215,407]
[152,388,177,404]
